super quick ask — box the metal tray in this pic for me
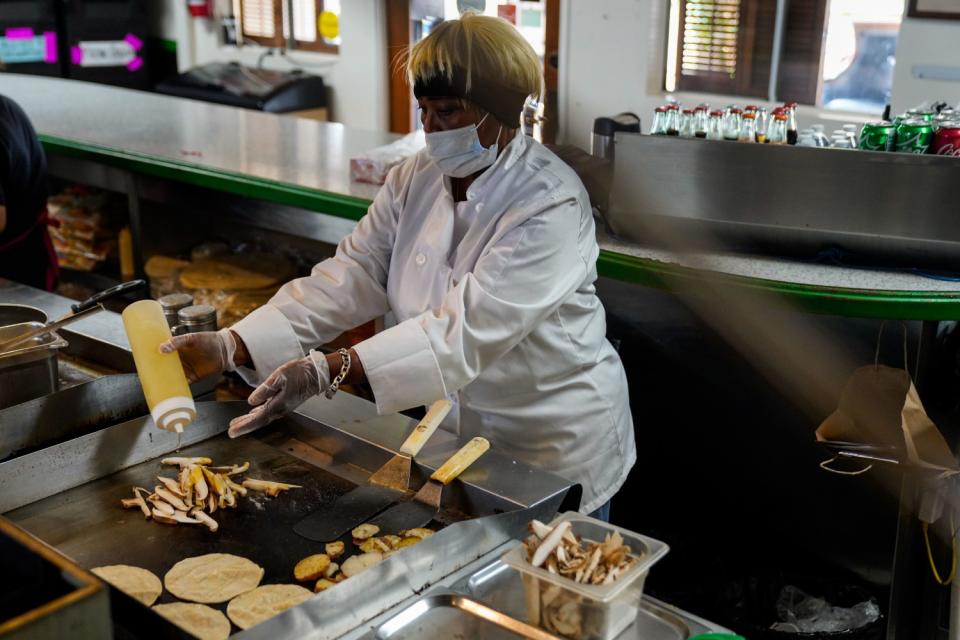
[458,559,723,639]
[375,593,559,640]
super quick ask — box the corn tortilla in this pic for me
[91,565,162,606]
[164,553,264,604]
[153,603,231,640]
[226,584,312,630]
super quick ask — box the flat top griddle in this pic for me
[7,434,358,601]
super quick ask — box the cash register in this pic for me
[156,62,327,117]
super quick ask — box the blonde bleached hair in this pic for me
[405,13,543,108]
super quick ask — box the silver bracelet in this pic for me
[324,348,351,399]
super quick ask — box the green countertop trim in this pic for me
[40,135,960,320]
[597,249,960,320]
[40,134,370,221]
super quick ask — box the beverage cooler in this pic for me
[0,0,150,90]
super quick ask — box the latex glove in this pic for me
[159,328,237,383]
[228,351,330,438]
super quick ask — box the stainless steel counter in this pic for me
[1,74,392,204]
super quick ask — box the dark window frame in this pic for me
[239,0,339,54]
[671,0,828,106]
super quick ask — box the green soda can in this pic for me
[895,118,934,153]
[859,122,896,151]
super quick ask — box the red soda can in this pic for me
[933,123,960,156]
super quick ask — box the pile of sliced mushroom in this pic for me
[521,520,643,638]
[119,457,300,532]
[522,519,639,586]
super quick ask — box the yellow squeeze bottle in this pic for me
[122,300,196,433]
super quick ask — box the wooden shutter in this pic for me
[673,0,828,104]
[240,0,284,48]
[675,0,774,98]
[776,0,828,105]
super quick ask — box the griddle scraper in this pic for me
[293,399,451,541]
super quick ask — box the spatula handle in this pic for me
[399,399,452,457]
[431,437,490,485]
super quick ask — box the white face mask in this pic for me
[425,113,502,178]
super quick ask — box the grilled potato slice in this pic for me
[351,523,380,541]
[313,578,337,593]
[341,552,383,578]
[293,554,331,582]
[325,541,345,559]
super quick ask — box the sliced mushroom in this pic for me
[161,456,212,467]
[529,520,552,540]
[531,522,571,568]
[207,461,249,476]
[190,466,208,501]
[120,497,141,509]
[154,487,189,512]
[156,476,185,497]
[190,508,219,532]
[201,467,226,497]
[132,487,152,519]
[223,476,247,497]
[152,509,201,525]
[148,498,176,517]
[242,478,301,497]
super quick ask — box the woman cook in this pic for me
[162,13,635,519]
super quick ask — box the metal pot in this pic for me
[0,319,67,410]
[0,304,47,326]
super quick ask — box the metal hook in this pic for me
[874,320,910,377]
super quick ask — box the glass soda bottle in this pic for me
[783,102,799,145]
[694,106,709,138]
[706,110,724,140]
[650,106,669,135]
[738,112,757,143]
[679,109,696,138]
[755,107,769,143]
[666,104,680,136]
[723,108,743,141]
[767,112,789,145]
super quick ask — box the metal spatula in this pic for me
[367,436,490,533]
[293,399,452,542]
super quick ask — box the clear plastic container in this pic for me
[501,512,669,640]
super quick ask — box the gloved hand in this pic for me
[159,328,238,383]
[228,351,330,438]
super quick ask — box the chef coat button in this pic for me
[415,253,427,266]
[476,202,484,212]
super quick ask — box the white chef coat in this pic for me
[231,132,636,514]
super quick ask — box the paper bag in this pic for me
[816,364,958,473]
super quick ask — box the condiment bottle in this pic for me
[122,300,196,433]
